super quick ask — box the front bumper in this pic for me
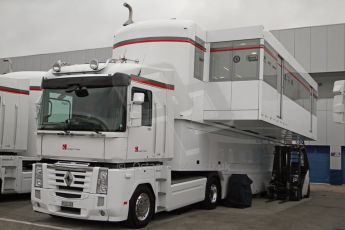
[32,188,128,222]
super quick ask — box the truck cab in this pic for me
[36,61,174,162]
[32,60,183,227]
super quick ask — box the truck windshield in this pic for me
[38,86,127,132]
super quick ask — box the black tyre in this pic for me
[127,185,155,229]
[290,188,302,201]
[201,176,221,210]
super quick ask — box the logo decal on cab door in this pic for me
[134,146,147,153]
[62,144,80,151]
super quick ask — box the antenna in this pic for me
[138,53,147,77]
[123,2,134,26]
[3,59,13,73]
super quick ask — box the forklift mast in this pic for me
[269,145,310,201]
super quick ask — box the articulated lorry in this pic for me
[0,71,44,194]
[31,4,317,228]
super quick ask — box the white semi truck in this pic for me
[31,5,317,228]
[0,71,44,194]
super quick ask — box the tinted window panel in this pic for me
[209,41,232,82]
[233,39,260,81]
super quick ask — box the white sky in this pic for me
[1,0,345,58]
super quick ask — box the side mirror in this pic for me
[333,80,345,123]
[75,87,89,97]
[129,93,145,127]
[133,93,145,104]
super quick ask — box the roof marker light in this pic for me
[90,59,99,70]
[53,60,62,72]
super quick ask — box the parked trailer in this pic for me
[31,5,317,228]
[0,71,44,194]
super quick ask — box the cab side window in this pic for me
[131,87,152,126]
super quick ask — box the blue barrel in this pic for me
[330,169,343,185]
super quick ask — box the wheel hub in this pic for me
[135,193,150,221]
[209,184,218,203]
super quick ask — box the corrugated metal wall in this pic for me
[271,24,345,73]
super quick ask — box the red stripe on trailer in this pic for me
[0,87,29,95]
[283,66,310,91]
[131,76,175,90]
[210,45,264,52]
[113,38,206,52]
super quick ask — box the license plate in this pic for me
[61,201,73,208]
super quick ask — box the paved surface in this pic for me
[0,184,345,230]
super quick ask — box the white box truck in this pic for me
[32,5,317,228]
[0,71,44,194]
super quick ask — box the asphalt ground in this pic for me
[0,184,344,230]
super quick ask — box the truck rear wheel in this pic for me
[200,176,220,210]
[127,185,155,228]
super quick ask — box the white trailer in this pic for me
[31,8,317,228]
[0,71,44,194]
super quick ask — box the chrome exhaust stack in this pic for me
[123,2,134,26]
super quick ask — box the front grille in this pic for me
[56,192,82,199]
[47,165,93,195]
[58,186,84,192]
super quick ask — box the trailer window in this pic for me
[194,37,205,81]
[232,39,260,81]
[210,41,233,82]
[263,43,278,88]
[209,39,260,82]
[283,63,311,112]
[131,87,152,126]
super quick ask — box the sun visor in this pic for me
[42,73,131,89]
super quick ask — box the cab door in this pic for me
[127,87,155,160]
[152,90,167,159]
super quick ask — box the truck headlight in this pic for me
[34,164,43,188]
[96,168,108,194]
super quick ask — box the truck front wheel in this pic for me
[127,185,155,228]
